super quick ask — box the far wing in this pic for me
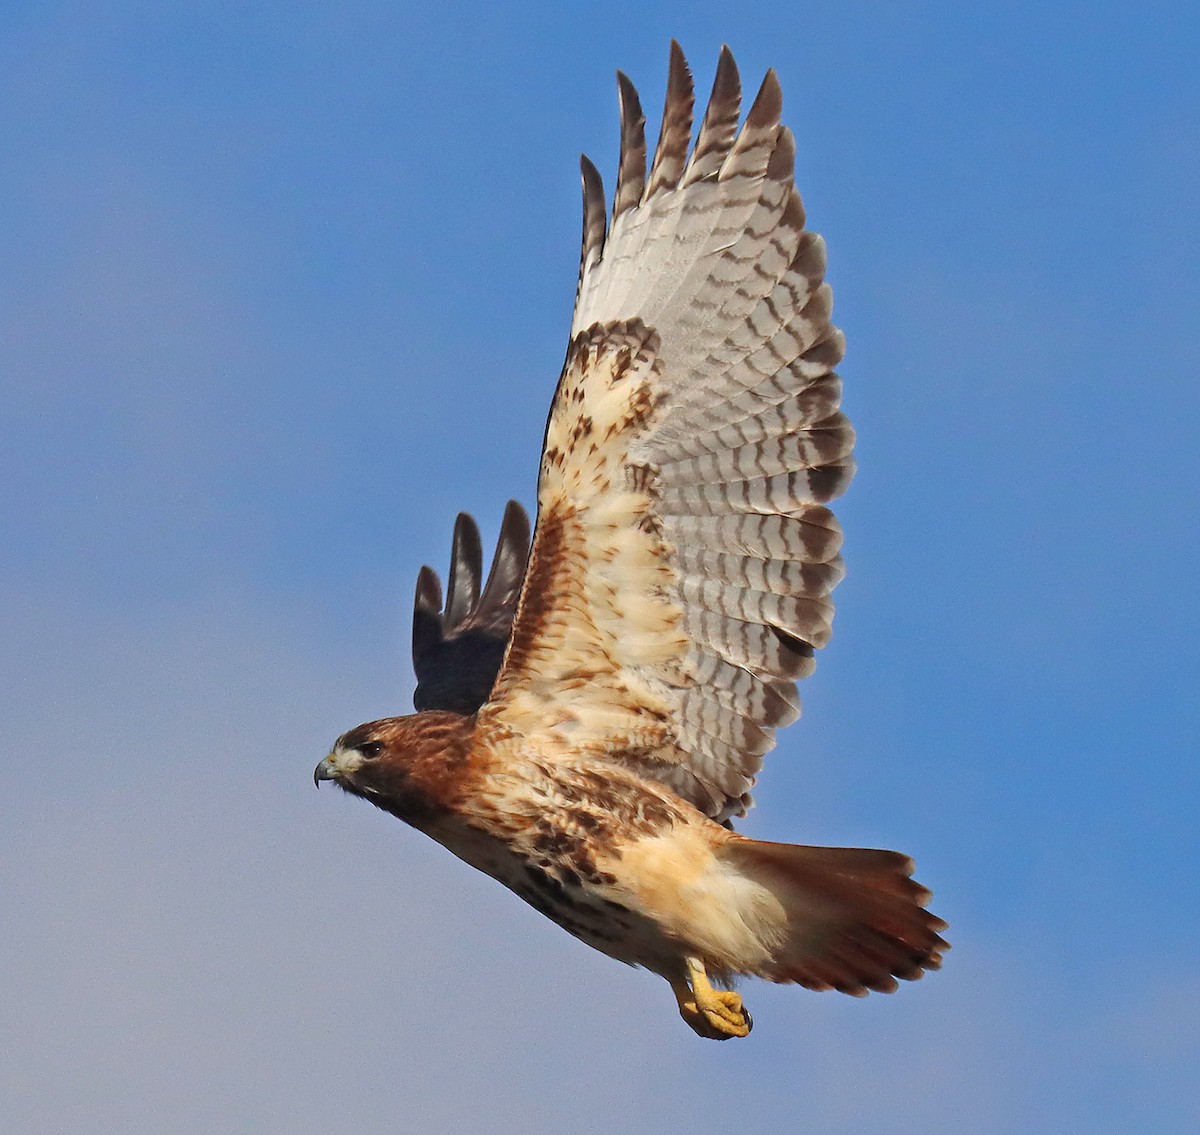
[412,500,531,715]
[480,45,853,823]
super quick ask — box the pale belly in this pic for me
[417,799,688,977]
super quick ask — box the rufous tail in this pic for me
[722,838,948,994]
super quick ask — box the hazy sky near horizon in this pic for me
[3,3,1198,1133]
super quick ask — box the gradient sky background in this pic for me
[3,2,1198,1132]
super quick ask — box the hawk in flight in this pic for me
[315,42,946,1039]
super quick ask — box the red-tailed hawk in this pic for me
[315,42,946,1040]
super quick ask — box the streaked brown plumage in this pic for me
[315,41,946,1039]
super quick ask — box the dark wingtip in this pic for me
[580,153,605,203]
[501,499,532,553]
[578,153,608,280]
[414,565,442,613]
[412,565,445,671]
[666,39,692,98]
[412,501,532,715]
[713,44,740,99]
[746,67,783,130]
[474,500,531,634]
[444,512,483,629]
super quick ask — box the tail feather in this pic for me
[723,838,948,995]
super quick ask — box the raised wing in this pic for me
[480,44,853,822]
[412,500,531,715]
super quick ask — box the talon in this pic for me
[673,957,753,1040]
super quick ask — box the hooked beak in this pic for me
[313,754,337,788]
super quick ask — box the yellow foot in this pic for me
[673,957,753,1040]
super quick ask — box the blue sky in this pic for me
[3,2,1198,1132]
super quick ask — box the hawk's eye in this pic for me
[358,741,385,759]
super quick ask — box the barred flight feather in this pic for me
[658,459,854,515]
[676,692,773,754]
[682,607,818,680]
[655,373,845,463]
[682,46,742,185]
[673,546,845,599]
[678,576,835,648]
[664,511,843,561]
[645,42,693,199]
[656,418,854,487]
[613,72,647,221]
[681,650,801,726]
[662,286,836,429]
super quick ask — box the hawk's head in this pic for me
[314,720,397,797]
[314,712,475,826]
